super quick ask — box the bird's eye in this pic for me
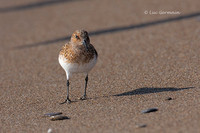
[75,35,79,39]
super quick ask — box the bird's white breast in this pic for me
[58,55,97,78]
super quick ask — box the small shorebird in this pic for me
[58,30,98,104]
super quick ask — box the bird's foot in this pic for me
[60,98,71,104]
[79,95,87,100]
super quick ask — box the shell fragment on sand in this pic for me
[142,108,158,113]
[50,115,70,121]
[44,112,63,117]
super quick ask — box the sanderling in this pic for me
[58,30,98,104]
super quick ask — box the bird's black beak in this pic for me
[82,40,88,51]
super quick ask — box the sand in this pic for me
[0,0,200,132]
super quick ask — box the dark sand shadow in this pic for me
[0,0,79,13]
[15,12,200,49]
[114,87,194,96]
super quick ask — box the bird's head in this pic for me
[71,30,90,50]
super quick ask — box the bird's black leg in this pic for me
[60,80,71,104]
[80,74,88,100]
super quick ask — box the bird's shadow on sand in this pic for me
[113,87,194,96]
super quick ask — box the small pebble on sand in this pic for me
[142,108,158,113]
[136,124,147,128]
[166,97,172,100]
[47,128,53,133]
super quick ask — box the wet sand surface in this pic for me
[0,0,200,132]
